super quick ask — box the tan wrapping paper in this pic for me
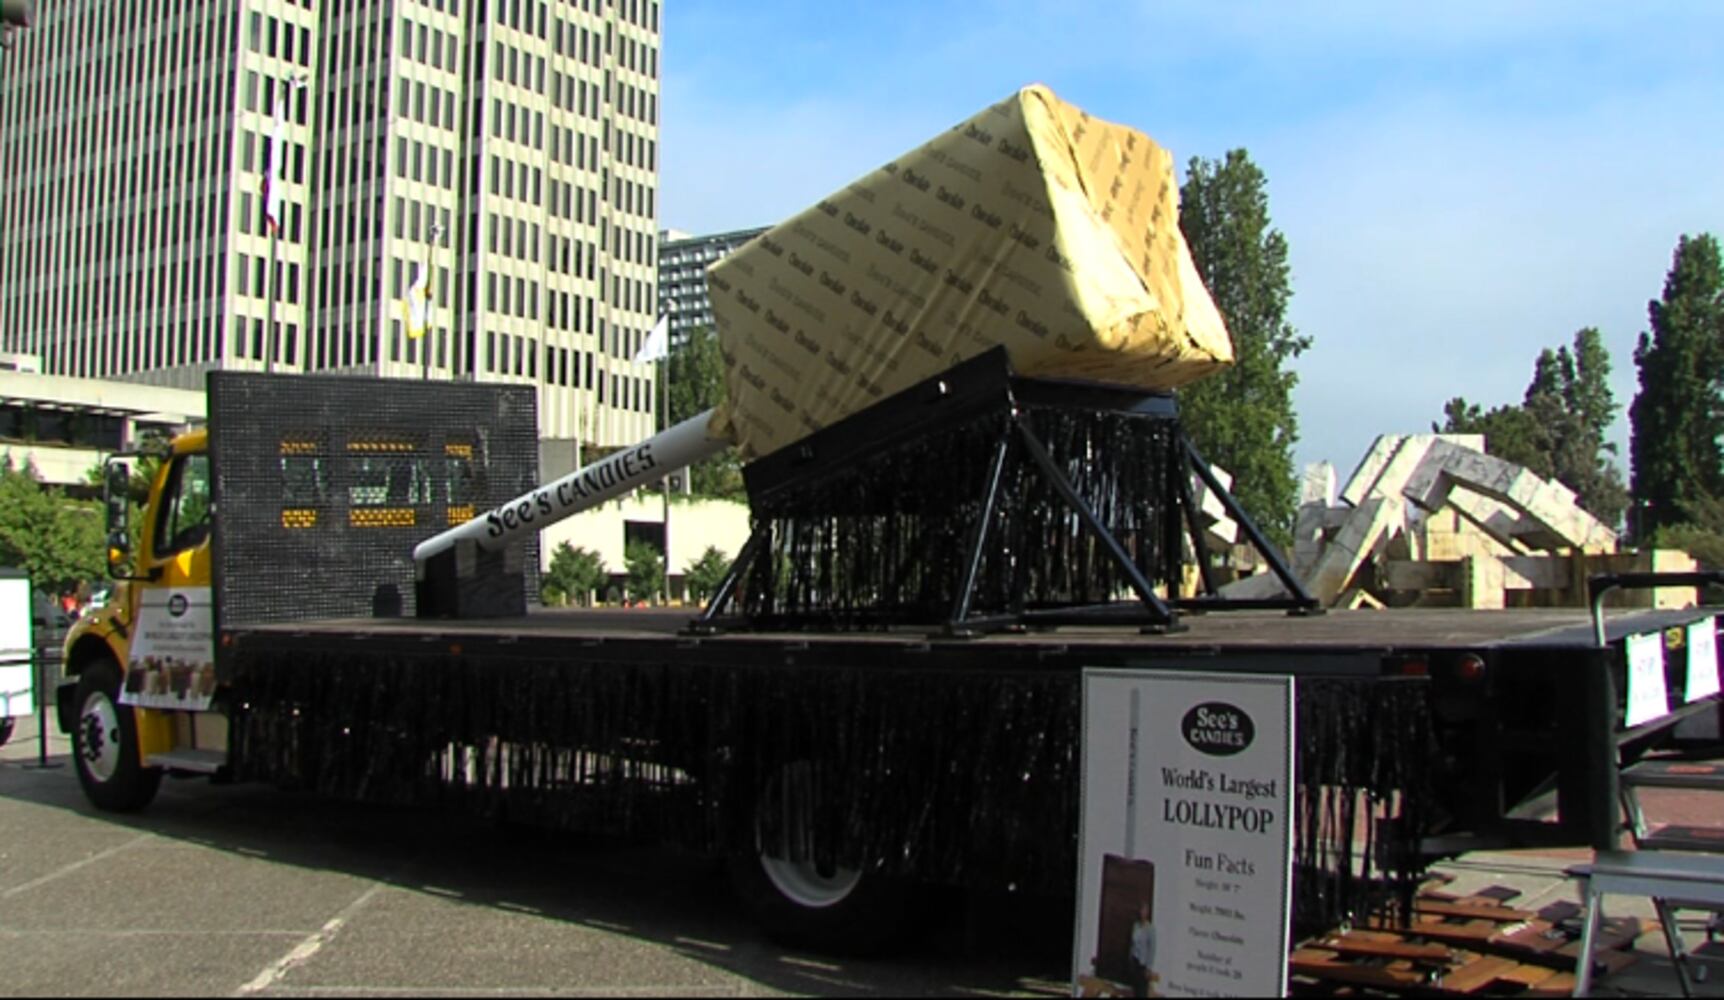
[708,84,1232,460]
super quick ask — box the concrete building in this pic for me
[0,0,661,449]
[658,225,765,347]
[540,492,748,604]
[0,371,204,492]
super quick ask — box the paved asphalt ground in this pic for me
[0,716,1072,997]
[7,710,1724,997]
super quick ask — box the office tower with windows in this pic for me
[658,225,764,348]
[0,0,660,446]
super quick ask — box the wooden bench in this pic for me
[1568,850,1724,996]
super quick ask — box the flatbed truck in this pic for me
[55,372,1724,951]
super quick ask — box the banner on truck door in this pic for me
[123,587,216,711]
[0,574,32,720]
[1075,670,1295,998]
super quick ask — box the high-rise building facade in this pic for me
[658,225,763,347]
[0,0,660,446]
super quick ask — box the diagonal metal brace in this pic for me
[945,428,1013,636]
[687,526,768,634]
[1182,435,1318,610]
[1015,420,1177,629]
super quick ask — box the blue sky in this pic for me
[658,2,1724,478]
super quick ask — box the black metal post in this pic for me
[690,527,767,632]
[1581,646,1620,851]
[24,646,61,770]
[1182,435,1319,611]
[945,429,1012,636]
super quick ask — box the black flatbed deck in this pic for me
[232,604,1718,670]
[222,602,1724,896]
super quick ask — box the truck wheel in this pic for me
[727,762,915,955]
[0,716,12,746]
[71,659,161,812]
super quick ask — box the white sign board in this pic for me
[0,575,32,720]
[1624,632,1670,728]
[1686,619,1721,703]
[122,587,216,711]
[1075,670,1295,998]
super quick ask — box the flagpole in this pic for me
[262,72,310,372]
[263,92,281,374]
[263,74,306,375]
[424,222,443,380]
[265,226,278,374]
[660,341,670,605]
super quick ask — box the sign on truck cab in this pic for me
[59,430,220,798]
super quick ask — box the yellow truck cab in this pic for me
[59,428,221,810]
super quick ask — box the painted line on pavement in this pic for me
[237,882,385,996]
[0,831,156,901]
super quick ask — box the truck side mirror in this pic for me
[104,461,131,577]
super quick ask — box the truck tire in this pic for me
[71,659,161,812]
[727,762,916,955]
[0,716,12,746]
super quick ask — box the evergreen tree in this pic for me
[1526,329,1627,527]
[539,541,607,607]
[1438,398,1548,474]
[624,538,664,604]
[1630,234,1724,537]
[1438,329,1628,527]
[1177,150,1311,544]
[682,545,732,605]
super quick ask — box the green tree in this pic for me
[1177,149,1310,545]
[665,325,745,500]
[0,454,106,596]
[84,429,172,501]
[623,538,663,603]
[1659,492,1724,569]
[540,541,607,607]
[1630,234,1724,538]
[1440,328,1628,526]
[1526,329,1627,526]
[1438,397,1548,472]
[683,545,731,605]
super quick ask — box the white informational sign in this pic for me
[122,587,216,712]
[1686,619,1721,703]
[0,575,33,720]
[1075,670,1295,998]
[1624,631,1670,728]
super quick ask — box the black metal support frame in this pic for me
[692,348,1319,635]
[1011,419,1182,634]
[1177,437,1320,615]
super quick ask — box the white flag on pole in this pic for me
[633,315,670,364]
[261,95,287,237]
[401,260,431,338]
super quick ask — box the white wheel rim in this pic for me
[78,689,123,783]
[757,761,862,909]
[759,852,862,909]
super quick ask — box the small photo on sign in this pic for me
[1088,855,1157,998]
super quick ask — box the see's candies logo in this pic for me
[167,594,189,617]
[1182,702,1254,757]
